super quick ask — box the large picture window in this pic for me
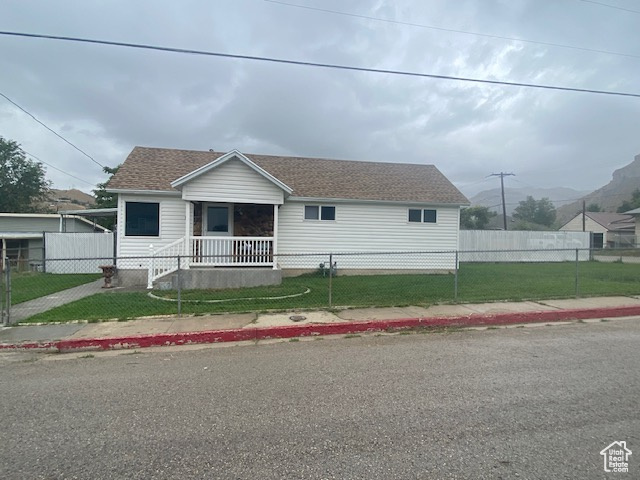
[304,205,336,221]
[125,202,159,236]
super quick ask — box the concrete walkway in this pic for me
[7,279,106,324]
[2,295,640,351]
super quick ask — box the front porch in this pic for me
[148,201,279,288]
[148,235,277,288]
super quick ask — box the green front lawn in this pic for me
[20,261,640,323]
[8,272,102,305]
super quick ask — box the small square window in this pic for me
[304,205,319,220]
[408,209,422,222]
[125,202,159,236]
[321,206,335,221]
[423,209,437,223]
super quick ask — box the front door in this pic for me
[205,204,233,236]
[592,232,604,249]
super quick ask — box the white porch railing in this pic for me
[190,236,274,267]
[147,237,188,288]
[148,236,274,288]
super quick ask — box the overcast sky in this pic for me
[1,0,639,199]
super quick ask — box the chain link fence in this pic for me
[3,247,640,325]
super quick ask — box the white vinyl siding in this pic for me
[277,201,460,270]
[181,158,284,205]
[560,215,608,234]
[117,194,186,268]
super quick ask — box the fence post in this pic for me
[113,230,118,267]
[177,255,182,318]
[454,250,459,301]
[575,248,579,298]
[0,258,4,326]
[4,259,11,326]
[328,253,333,308]
[42,231,47,273]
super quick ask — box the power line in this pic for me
[1,31,640,98]
[22,149,95,187]
[265,0,640,60]
[576,0,640,14]
[0,91,104,168]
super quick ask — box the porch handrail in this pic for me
[147,237,188,288]
[190,236,274,267]
[148,236,275,288]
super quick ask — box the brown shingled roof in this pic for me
[585,212,635,232]
[108,147,469,205]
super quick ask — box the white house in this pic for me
[559,212,635,248]
[0,213,109,271]
[107,147,469,288]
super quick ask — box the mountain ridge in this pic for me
[556,153,640,224]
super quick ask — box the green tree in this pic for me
[513,196,556,227]
[93,165,120,229]
[586,203,602,212]
[0,136,51,212]
[512,219,553,231]
[460,206,497,229]
[93,165,120,209]
[617,189,640,213]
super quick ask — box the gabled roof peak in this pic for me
[170,150,293,193]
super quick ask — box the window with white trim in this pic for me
[408,208,437,223]
[125,202,160,236]
[305,205,336,221]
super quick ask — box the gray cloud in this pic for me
[1,0,639,197]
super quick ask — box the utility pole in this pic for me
[489,172,515,230]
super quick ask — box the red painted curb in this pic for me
[2,305,640,352]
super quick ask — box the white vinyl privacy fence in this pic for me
[44,232,115,273]
[459,230,591,262]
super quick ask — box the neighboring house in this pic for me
[623,207,640,245]
[0,213,109,270]
[107,147,469,288]
[559,212,635,248]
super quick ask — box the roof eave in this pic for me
[287,196,469,207]
[106,188,181,196]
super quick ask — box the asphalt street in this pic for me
[1,320,638,479]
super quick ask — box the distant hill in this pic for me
[556,154,640,225]
[469,186,589,216]
[45,189,95,212]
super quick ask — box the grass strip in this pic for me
[20,261,640,323]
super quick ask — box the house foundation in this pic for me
[115,268,282,290]
[170,268,282,290]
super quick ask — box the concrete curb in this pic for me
[2,305,640,352]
